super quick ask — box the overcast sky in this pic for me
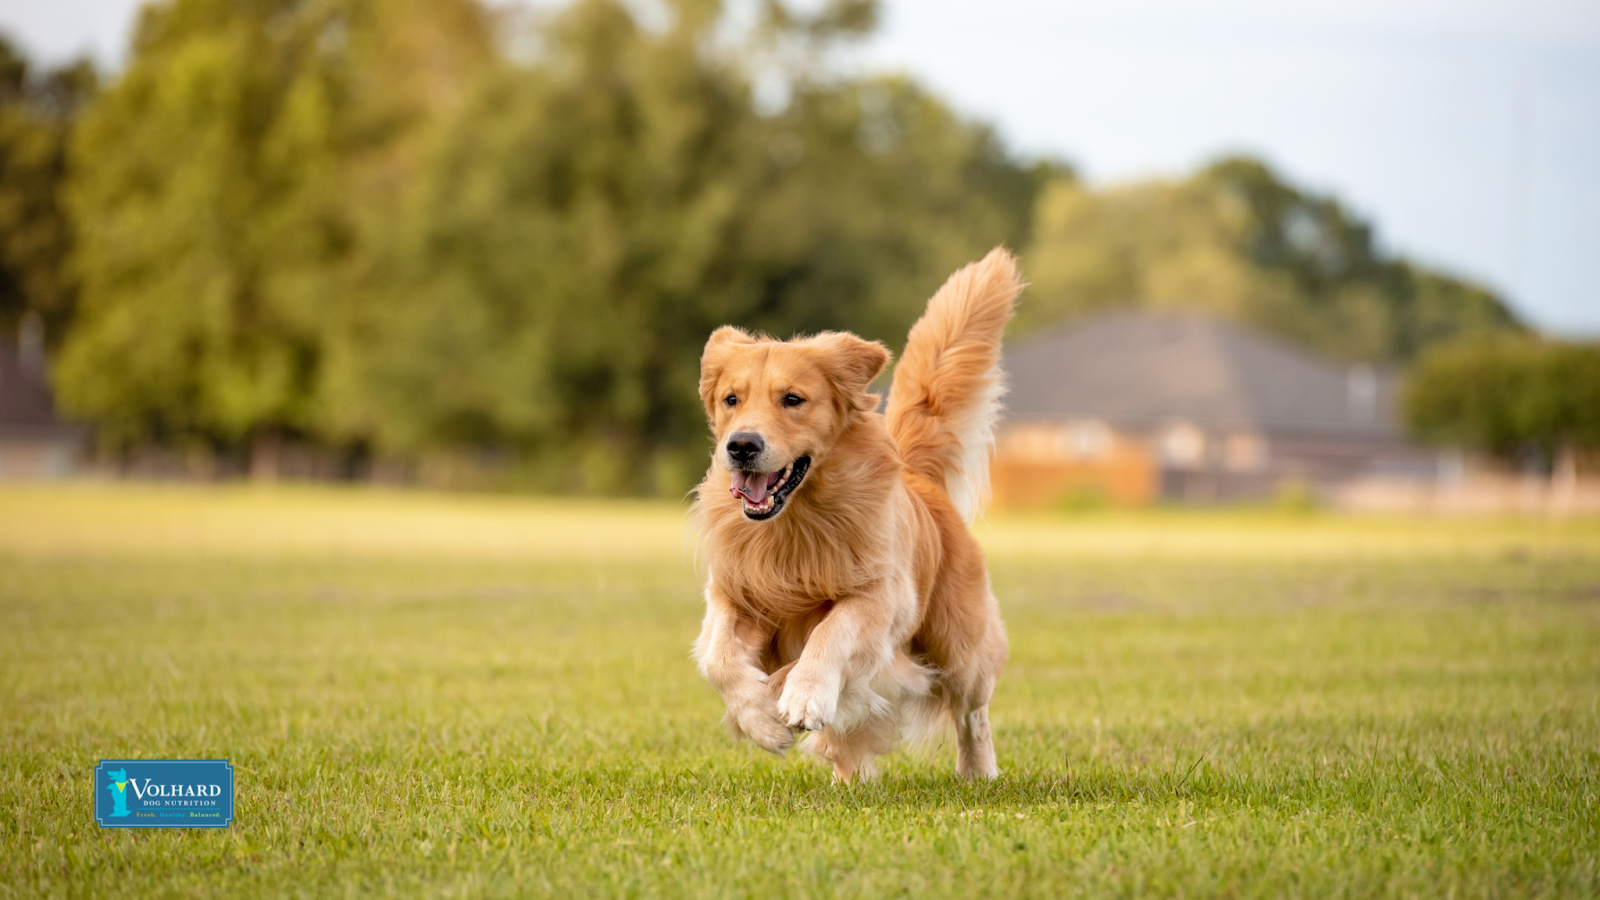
[3,0,1597,335]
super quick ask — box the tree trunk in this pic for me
[1551,443,1577,514]
[250,429,283,483]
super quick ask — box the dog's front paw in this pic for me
[735,707,793,755]
[776,668,840,732]
[727,693,793,755]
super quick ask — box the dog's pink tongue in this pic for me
[730,471,772,504]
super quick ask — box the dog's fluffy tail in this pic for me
[886,247,1023,521]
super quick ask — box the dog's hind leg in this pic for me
[947,656,1000,779]
[930,619,1003,779]
[954,701,998,779]
[943,581,1007,779]
[810,717,894,784]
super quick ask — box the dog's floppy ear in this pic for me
[810,331,892,413]
[699,326,758,416]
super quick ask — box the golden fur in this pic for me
[692,247,1022,781]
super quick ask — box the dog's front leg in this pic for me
[693,584,792,754]
[776,586,906,733]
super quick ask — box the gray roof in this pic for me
[1002,313,1401,438]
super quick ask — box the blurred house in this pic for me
[992,313,1432,507]
[0,324,85,480]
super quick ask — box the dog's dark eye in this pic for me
[783,394,806,408]
[724,394,738,407]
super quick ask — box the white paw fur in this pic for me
[776,667,841,732]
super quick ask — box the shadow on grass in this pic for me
[527,757,1253,816]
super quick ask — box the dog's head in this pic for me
[699,326,890,521]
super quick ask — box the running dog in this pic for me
[692,247,1021,781]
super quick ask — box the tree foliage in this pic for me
[0,35,95,344]
[1020,157,1521,362]
[320,1,1041,491]
[1405,336,1600,463]
[37,0,1536,492]
[58,0,1038,490]
[55,0,492,449]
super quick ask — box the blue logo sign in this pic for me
[95,760,234,828]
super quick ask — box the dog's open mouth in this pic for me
[729,456,811,520]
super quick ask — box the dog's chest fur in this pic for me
[710,503,889,620]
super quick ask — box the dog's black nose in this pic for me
[726,432,764,467]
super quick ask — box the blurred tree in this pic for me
[1020,156,1522,362]
[55,0,492,467]
[0,35,96,346]
[1405,336,1600,467]
[320,0,1044,493]
[55,0,1045,489]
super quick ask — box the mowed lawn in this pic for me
[2,486,1598,898]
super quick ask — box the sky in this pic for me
[2,0,1597,335]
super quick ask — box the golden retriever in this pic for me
[692,247,1022,781]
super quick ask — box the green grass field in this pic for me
[2,486,1598,898]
